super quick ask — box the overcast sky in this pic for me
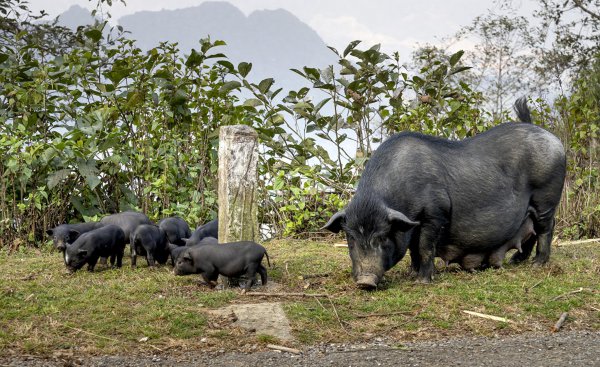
[26,0,538,57]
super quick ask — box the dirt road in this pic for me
[2,331,598,367]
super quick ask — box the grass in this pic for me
[0,240,598,356]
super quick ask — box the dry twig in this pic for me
[266,344,301,354]
[525,279,544,293]
[354,311,413,318]
[552,312,569,332]
[462,310,513,323]
[301,273,331,280]
[313,295,327,311]
[328,296,345,330]
[551,287,588,301]
[61,324,118,342]
[245,292,329,297]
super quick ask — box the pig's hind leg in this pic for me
[258,265,268,286]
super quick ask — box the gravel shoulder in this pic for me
[2,331,599,367]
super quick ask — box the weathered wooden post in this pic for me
[218,124,259,243]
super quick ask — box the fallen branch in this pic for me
[462,310,513,323]
[266,344,301,354]
[245,292,329,297]
[552,312,569,332]
[551,287,586,301]
[557,238,599,246]
[333,243,348,248]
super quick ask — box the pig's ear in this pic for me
[68,230,80,239]
[386,208,420,231]
[182,252,193,264]
[78,249,88,256]
[182,238,189,245]
[46,229,54,236]
[321,210,346,233]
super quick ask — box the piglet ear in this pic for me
[78,249,88,256]
[69,230,80,239]
[321,210,346,233]
[386,208,420,231]
[46,229,54,236]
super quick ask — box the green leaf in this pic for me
[243,98,263,107]
[238,62,252,78]
[290,68,306,78]
[219,80,241,94]
[0,53,8,64]
[449,66,472,75]
[78,160,101,190]
[185,49,204,68]
[84,29,103,42]
[258,78,274,94]
[217,60,235,71]
[47,169,72,189]
[343,40,362,57]
[449,50,464,67]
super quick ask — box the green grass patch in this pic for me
[0,240,598,355]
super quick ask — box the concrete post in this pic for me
[218,125,259,243]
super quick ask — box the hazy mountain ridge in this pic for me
[56,2,336,89]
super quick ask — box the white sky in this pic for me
[26,0,539,57]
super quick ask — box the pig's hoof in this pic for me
[415,276,433,284]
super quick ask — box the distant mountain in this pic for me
[116,1,337,90]
[54,4,98,30]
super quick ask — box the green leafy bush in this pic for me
[0,1,597,248]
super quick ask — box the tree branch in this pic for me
[573,0,600,21]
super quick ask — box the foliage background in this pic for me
[0,0,597,249]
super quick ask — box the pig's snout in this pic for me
[356,273,379,290]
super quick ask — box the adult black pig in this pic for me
[130,224,170,267]
[167,236,218,266]
[323,100,566,288]
[47,222,103,251]
[158,216,191,246]
[100,211,153,245]
[173,241,270,291]
[64,225,126,272]
[186,219,218,244]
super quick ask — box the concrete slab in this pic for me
[211,302,293,341]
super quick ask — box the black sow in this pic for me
[324,100,565,288]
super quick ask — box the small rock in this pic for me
[139,337,149,342]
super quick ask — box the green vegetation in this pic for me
[0,241,598,354]
[0,1,598,246]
